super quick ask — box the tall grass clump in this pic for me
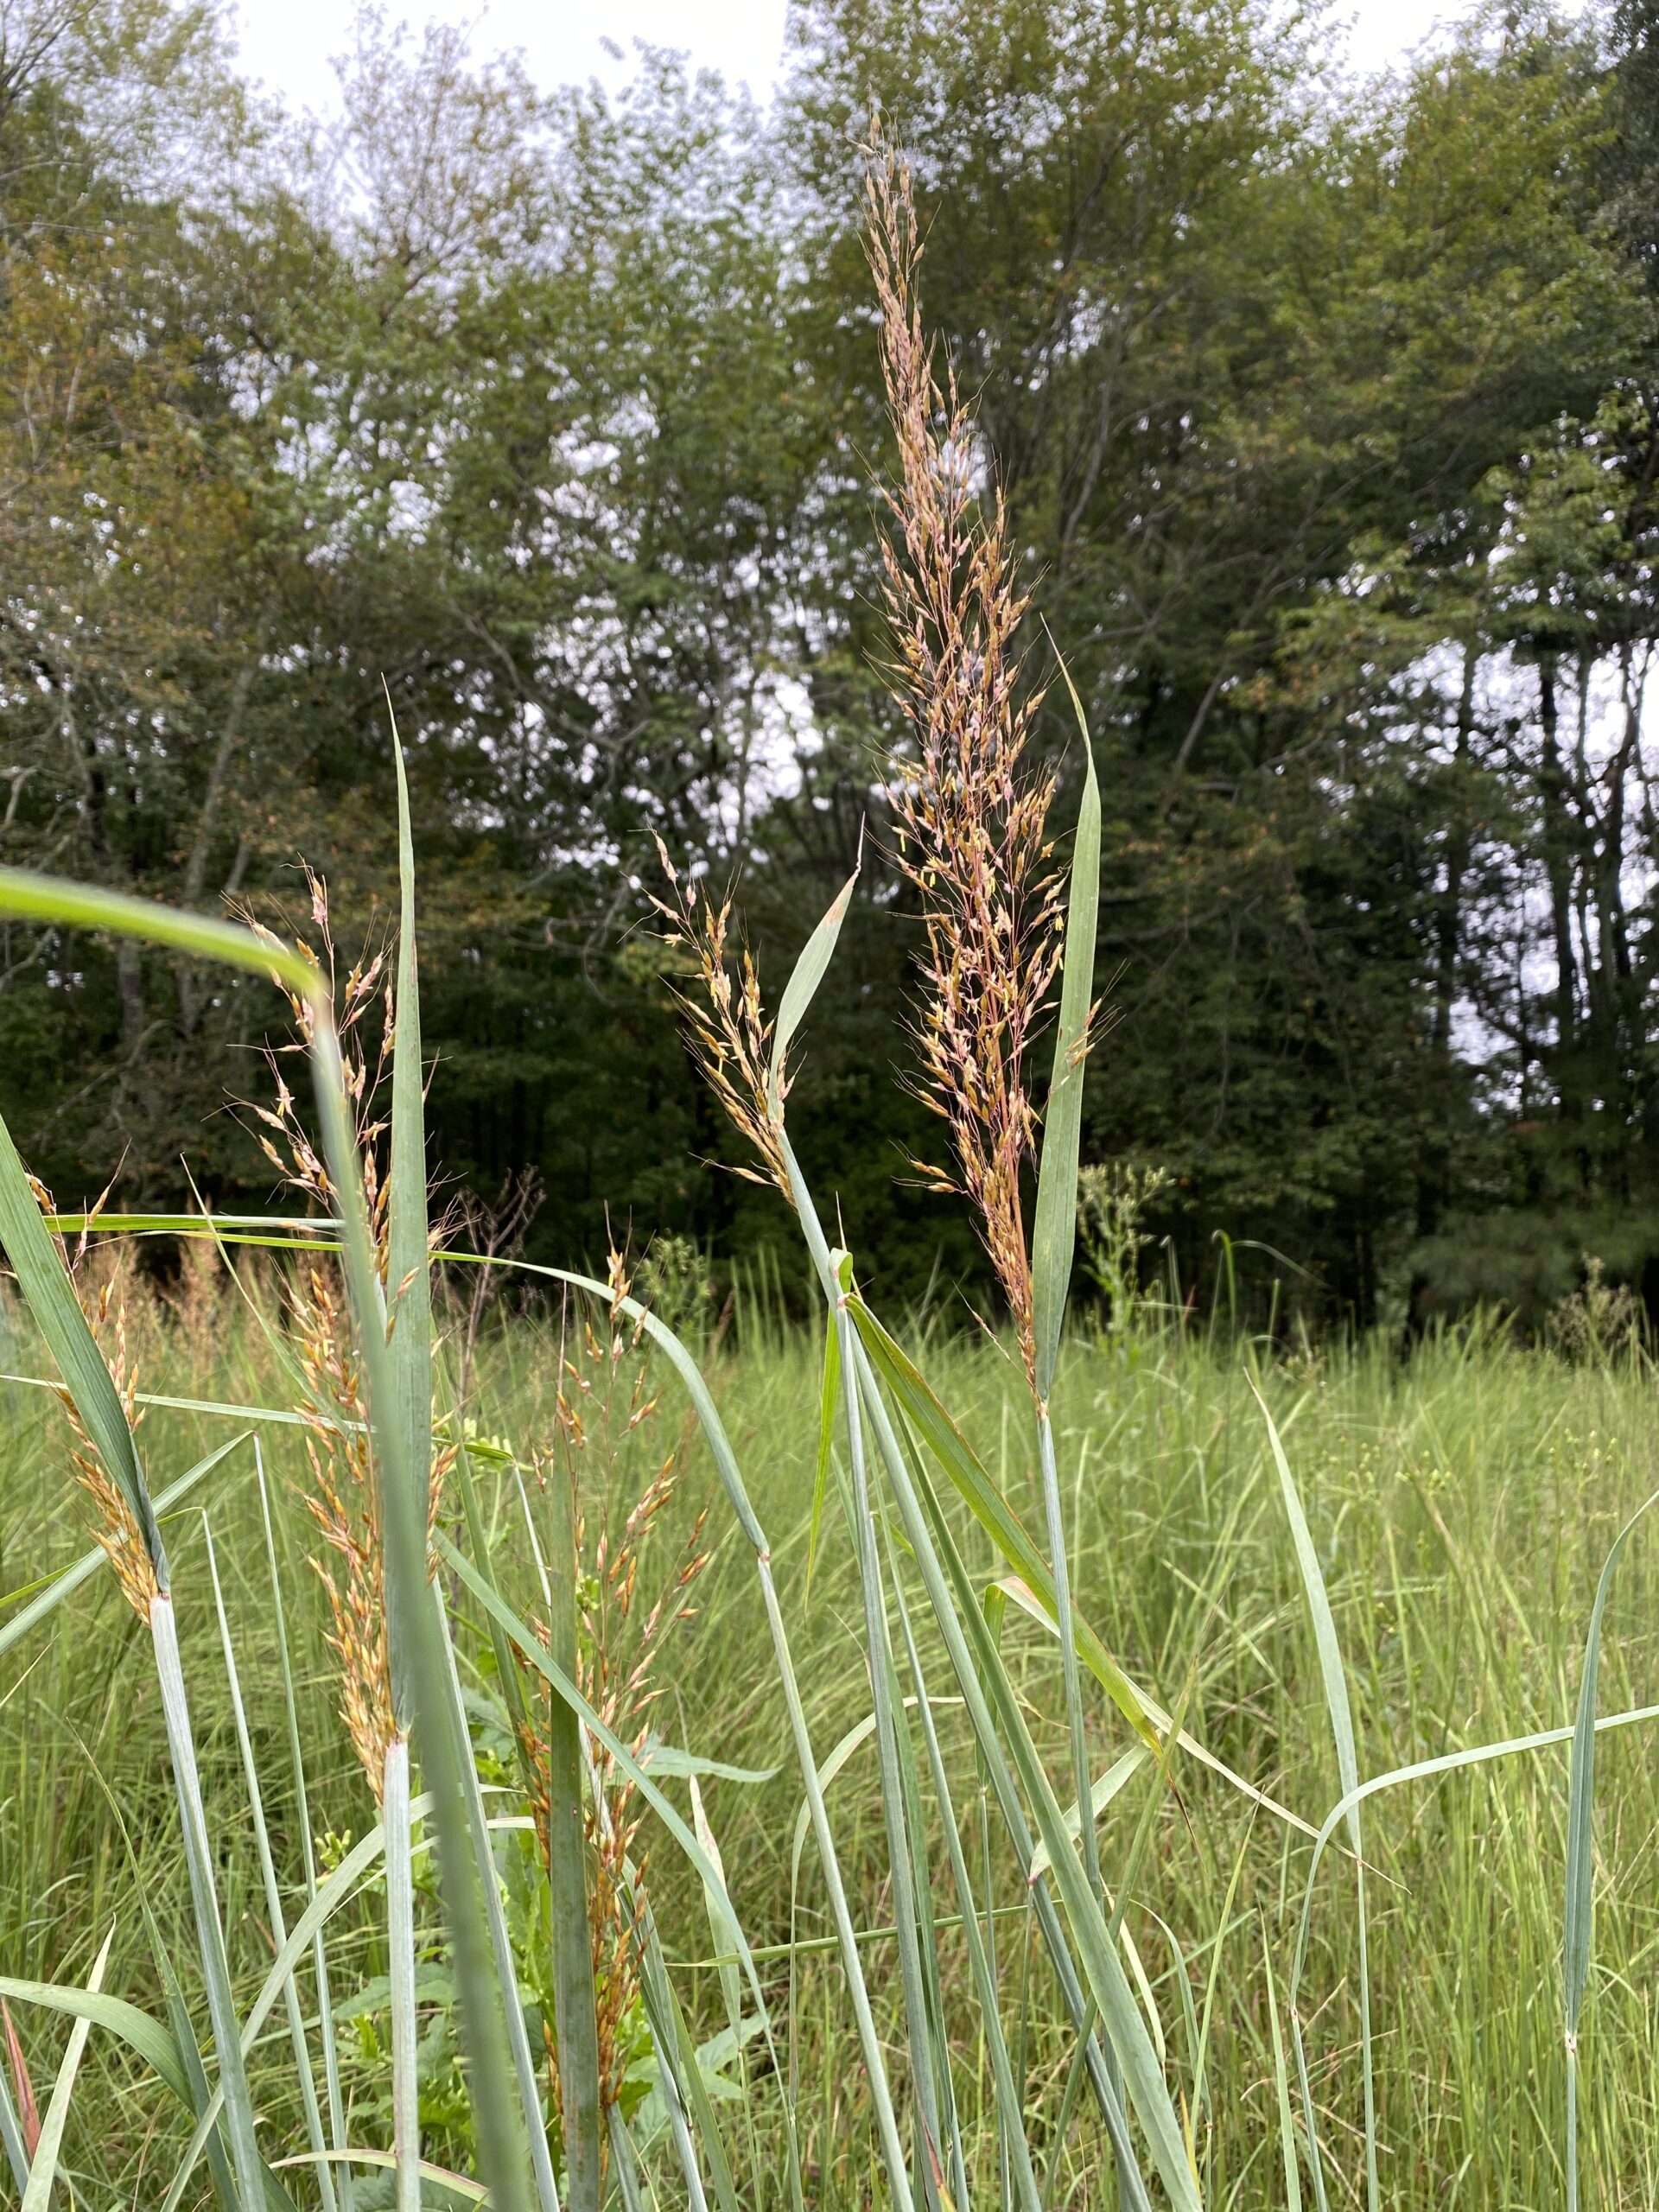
[0,129,1654,2212]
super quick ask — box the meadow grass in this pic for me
[0,137,1652,2212]
[3,1284,1656,2207]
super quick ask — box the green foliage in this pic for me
[0,0,1653,1325]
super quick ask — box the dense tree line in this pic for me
[2,0,1656,1328]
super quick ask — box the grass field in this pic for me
[3,1273,1656,2209]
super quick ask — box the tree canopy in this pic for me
[2,0,1655,1330]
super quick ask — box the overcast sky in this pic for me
[233,0,1522,118]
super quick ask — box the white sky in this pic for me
[232,0,1528,118]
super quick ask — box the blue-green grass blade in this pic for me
[835,1300,940,2196]
[437,1250,911,2212]
[21,1925,113,2212]
[0,1972,188,2107]
[0,860,532,2212]
[151,1588,266,2210]
[307,893,535,2210]
[204,1517,336,2212]
[429,1580,563,2212]
[888,1548,1044,2212]
[383,1738,422,2212]
[1562,1484,1659,2212]
[1030,646,1100,1407]
[1252,1378,1375,2212]
[159,1807,427,2212]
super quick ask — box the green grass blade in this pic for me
[256,1440,354,2212]
[429,1580,563,2212]
[0,842,535,2212]
[0,866,313,992]
[994,1573,1320,1842]
[835,1302,941,2196]
[853,1343,1181,2210]
[544,1460,603,2212]
[448,1252,915,2212]
[766,867,859,1121]
[888,1554,1044,2212]
[383,1738,422,2212]
[1252,1378,1375,2212]
[846,1293,1163,1757]
[1030,649,1100,1407]
[387,728,434,1733]
[308,936,534,2208]
[159,1808,426,2212]
[1027,1749,1147,1882]
[805,1308,840,1600]
[0,1104,166,1581]
[0,1433,245,1661]
[21,1925,113,2212]
[0,1974,188,2107]
[272,2150,486,2202]
[203,1518,336,2212]
[1036,1402,1103,1942]
[147,1901,249,2212]
[151,1589,266,2210]
[1562,1484,1659,2212]
[1262,1919,1304,2212]
[687,1772,761,2196]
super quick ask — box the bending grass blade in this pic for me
[1287,1700,1659,2212]
[0,857,536,2212]
[445,1253,914,2212]
[0,1103,166,1580]
[204,1517,337,2212]
[0,1976,189,2107]
[21,1924,113,2212]
[1252,1378,1376,2212]
[845,1294,1162,1757]
[0,1433,247,1662]
[1562,1484,1659,2212]
[308,874,534,2209]
[273,2150,488,2203]
[991,1575,1319,1843]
